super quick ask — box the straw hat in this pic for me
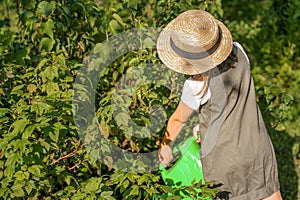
[157,10,233,75]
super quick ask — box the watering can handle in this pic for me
[159,136,197,171]
[159,149,181,171]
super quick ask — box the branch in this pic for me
[68,158,88,171]
[50,148,79,166]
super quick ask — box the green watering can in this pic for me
[159,136,212,200]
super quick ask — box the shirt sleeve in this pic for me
[181,78,211,110]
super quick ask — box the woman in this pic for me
[157,10,282,200]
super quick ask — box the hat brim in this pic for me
[157,19,233,75]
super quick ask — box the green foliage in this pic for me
[0,0,299,199]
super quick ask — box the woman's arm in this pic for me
[158,100,194,167]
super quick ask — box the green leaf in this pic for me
[126,172,138,182]
[128,185,139,197]
[84,177,101,193]
[137,174,150,185]
[41,66,59,82]
[11,183,25,197]
[159,185,174,193]
[4,153,21,178]
[149,92,158,98]
[10,119,29,136]
[112,70,119,81]
[200,186,218,198]
[40,19,55,39]
[38,138,51,151]
[31,101,50,115]
[112,13,126,27]
[24,181,34,195]
[28,165,42,175]
[37,1,56,16]
[41,82,60,95]
[166,196,182,200]
[64,185,76,193]
[72,192,87,199]
[162,96,169,105]
[37,58,50,70]
[40,37,55,52]
[0,188,10,199]
[55,54,67,67]
[143,37,155,48]
[108,20,121,34]
[49,130,59,142]
[94,42,113,63]
[115,112,130,126]
[0,108,10,117]
[14,171,30,181]
[122,179,129,192]
[282,94,294,105]
[5,153,20,167]
[65,176,71,185]
[127,0,142,9]
[27,84,37,93]
[54,122,67,130]
[11,139,30,152]
[11,84,25,95]
[100,191,114,200]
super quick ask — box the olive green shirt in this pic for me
[198,42,280,199]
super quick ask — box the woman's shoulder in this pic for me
[233,42,250,64]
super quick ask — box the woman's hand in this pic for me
[193,124,201,143]
[158,144,173,167]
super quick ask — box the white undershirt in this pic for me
[181,77,211,110]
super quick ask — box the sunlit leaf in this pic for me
[40,37,55,52]
[37,1,56,17]
[40,19,55,39]
[11,183,25,197]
